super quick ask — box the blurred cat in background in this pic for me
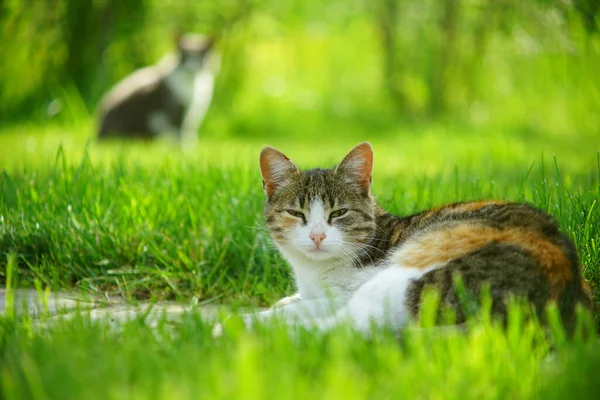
[97,33,218,144]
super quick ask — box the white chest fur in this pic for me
[164,68,199,106]
[280,247,387,301]
[163,66,215,142]
[256,243,436,334]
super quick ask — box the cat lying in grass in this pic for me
[227,142,594,334]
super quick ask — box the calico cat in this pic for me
[97,33,217,143]
[240,142,594,334]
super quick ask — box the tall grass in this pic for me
[0,296,599,399]
[1,124,599,305]
[0,117,599,400]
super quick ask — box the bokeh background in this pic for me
[1,0,598,140]
[1,4,600,397]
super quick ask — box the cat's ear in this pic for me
[336,142,373,191]
[174,29,184,52]
[260,146,299,196]
[204,35,217,52]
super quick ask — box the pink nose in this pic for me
[310,232,327,247]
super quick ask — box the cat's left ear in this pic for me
[336,142,373,191]
[174,29,184,52]
[260,146,299,197]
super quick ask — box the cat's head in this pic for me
[259,142,376,262]
[176,33,215,72]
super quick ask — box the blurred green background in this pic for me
[1,0,598,139]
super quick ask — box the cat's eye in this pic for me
[329,209,348,222]
[285,209,306,223]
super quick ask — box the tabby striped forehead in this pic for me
[268,167,369,209]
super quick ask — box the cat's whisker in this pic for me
[246,218,271,232]
[335,247,361,268]
[342,239,388,257]
[337,244,368,269]
[246,225,271,234]
[344,245,375,268]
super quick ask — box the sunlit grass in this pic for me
[1,122,599,304]
[0,121,599,399]
[0,295,599,400]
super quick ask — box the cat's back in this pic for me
[396,201,559,242]
[384,200,592,331]
[97,60,185,138]
[99,66,163,112]
[390,200,574,283]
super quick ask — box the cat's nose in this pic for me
[310,232,327,247]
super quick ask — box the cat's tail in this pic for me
[555,234,597,336]
[555,275,596,336]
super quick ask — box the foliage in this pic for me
[0,0,598,138]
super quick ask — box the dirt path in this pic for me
[0,288,219,326]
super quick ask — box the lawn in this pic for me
[1,121,599,399]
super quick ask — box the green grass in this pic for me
[1,121,600,399]
[1,122,599,304]
[1,296,599,399]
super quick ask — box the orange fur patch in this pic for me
[390,229,403,247]
[280,215,300,230]
[421,200,506,220]
[453,200,507,213]
[392,223,572,294]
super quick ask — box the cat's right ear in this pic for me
[336,142,373,192]
[174,29,184,52]
[259,147,298,197]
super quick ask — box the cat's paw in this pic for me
[211,322,224,338]
[271,293,302,308]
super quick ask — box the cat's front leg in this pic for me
[180,72,215,145]
[240,297,342,330]
[324,266,424,334]
[212,298,345,337]
[271,293,302,308]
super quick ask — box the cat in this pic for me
[97,33,218,144]
[234,142,594,335]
